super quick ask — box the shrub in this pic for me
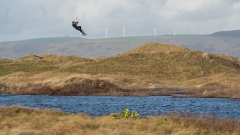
[120,108,139,119]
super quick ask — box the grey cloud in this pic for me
[107,7,126,18]
[0,0,240,42]
[130,0,167,7]
[0,5,13,34]
[35,6,47,19]
[230,0,240,3]
[175,5,232,22]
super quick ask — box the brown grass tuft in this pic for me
[0,106,239,135]
[122,42,190,55]
[168,112,240,134]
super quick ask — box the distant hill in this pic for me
[0,35,240,59]
[212,30,240,37]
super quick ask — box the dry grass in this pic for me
[59,43,240,83]
[180,74,240,98]
[185,83,240,98]
[167,112,240,135]
[0,71,175,96]
[0,76,125,96]
[1,106,240,135]
[1,43,240,97]
[1,71,240,97]
[1,43,240,81]
[121,42,190,54]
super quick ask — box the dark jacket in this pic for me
[72,21,78,29]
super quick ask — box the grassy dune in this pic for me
[2,43,240,77]
[0,106,239,135]
[1,42,240,97]
[2,43,240,81]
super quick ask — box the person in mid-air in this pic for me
[72,21,83,33]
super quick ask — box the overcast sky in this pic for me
[0,0,240,42]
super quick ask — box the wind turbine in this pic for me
[154,28,157,36]
[122,23,126,37]
[173,21,176,36]
[105,28,108,38]
[197,27,199,35]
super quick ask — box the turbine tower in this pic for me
[197,27,199,35]
[105,28,108,38]
[173,22,176,36]
[154,28,157,36]
[122,23,126,37]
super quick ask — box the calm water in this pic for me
[0,94,239,119]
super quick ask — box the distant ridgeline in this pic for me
[212,30,240,38]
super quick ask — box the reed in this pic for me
[0,106,239,135]
[167,112,240,134]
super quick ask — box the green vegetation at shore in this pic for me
[0,106,239,135]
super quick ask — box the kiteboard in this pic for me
[81,30,87,36]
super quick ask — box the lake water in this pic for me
[0,94,239,119]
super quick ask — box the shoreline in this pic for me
[0,83,240,99]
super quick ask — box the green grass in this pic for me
[0,56,57,76]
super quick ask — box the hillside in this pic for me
[0,42,240,97]
[1,35,240,59]
[63,43,240,81]
[1,43,240,80]
[212,30,240,37]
